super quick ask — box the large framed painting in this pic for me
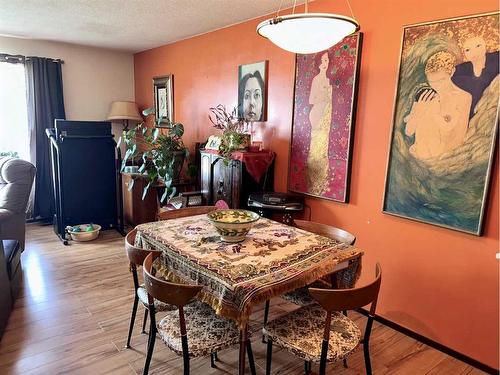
[153,75,173,126]
[383,12,499,235]
[288,33,363,202]
[238,60,268,122]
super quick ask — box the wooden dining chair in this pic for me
[124,229,175,349]
[264,263,382,375]
[142,252,256,375]
[262,220,357,342]
[157,205,217,221]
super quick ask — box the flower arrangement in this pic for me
[208,104,246,133]
[208,104,250,159]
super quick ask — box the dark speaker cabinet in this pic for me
[200,151,274,209]
[47,120,124,244]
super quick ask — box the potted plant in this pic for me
[119,107,189,203]
[208,104,250,159]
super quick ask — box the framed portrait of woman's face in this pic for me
[153,75,173,126]
[382,12,499,235]
[238,61,268,122]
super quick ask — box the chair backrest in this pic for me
[309,263,382,315]
[157,205,217,221]
[293,219,356,245]
[214,200,229,210]
[143,252,203,307]
[125,229,161,268]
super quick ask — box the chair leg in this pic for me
[125,295,139,348]
[304,360,312,374]
[180,333,190,375]
[265,338,273,375]
[213,351,218,361]
[210,353,216,368]
[246,339,256,375]
[262,300,270,343]
[342,310,349,368]
[363,341,372,375]
[143,308,157,375]
[142,308,148,334]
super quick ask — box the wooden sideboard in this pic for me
[200,150,274,209]
[122,173,158,226]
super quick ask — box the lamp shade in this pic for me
[257,13,359,54]
[107,101,142,121]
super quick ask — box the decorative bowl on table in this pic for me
[65,224,101,242]
[207,209,260,243]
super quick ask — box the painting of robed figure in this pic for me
[288,33,362,202]
[383,12,499,235]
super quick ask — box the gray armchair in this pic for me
[0,157,35,339]
[0,157,36,251]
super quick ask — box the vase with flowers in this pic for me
[208,104,250,160]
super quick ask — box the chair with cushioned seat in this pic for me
[142,252,256,375]
[262,220,356,342]
[124,229,175,349]
[264,263,382,375]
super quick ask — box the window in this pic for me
[0,61,29,161]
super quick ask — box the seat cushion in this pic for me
[157,300,241,358]
[281,279,331,306]
[2,240,20,279]
[263,304,361,363]
[137,285,175,312]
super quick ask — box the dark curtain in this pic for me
[25,58,65,220]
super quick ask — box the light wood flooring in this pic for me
[0,224,487,374]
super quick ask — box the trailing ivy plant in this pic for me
[118,107,189,203]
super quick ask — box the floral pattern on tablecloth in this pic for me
[135,215,362,326]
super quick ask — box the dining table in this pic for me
[135,213,363,375]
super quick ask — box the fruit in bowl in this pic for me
[207,209,260,243]
[65,224,101,242]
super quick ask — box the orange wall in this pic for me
[135,0,499,368]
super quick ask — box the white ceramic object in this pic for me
[66,224,102,242]
[207,209,260,243]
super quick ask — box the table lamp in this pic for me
[107,101,142,130]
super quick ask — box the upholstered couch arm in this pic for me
[0,208,26,247]
[0,157,36,251]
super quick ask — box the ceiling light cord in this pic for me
[346,0,356,19]
[276,0,285,17]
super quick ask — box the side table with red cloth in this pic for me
[202,149,275,183]
[200,149,275,208]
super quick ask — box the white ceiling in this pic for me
[0,0,302,53]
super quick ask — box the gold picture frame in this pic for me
[153,75,173,126]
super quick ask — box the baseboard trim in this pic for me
[356,308,499,375]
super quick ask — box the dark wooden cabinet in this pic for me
[200,151,274,209]
[122,173,158,226]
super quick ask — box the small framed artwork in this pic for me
[238,60,268,122]
[205,135,222,151]
[153,75,173,126]
[382,12,499,235]
[288,33,363,203]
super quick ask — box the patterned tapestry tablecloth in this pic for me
[135,215,363,327]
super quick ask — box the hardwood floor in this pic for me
[0,224,487,374]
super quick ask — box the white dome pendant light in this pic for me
[257,0,360,54]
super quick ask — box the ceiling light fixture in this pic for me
[256,0,359,54]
